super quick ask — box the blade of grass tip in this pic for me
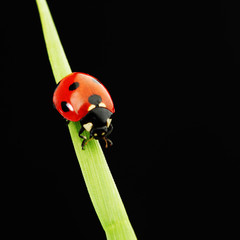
[36,0,71,82]
[36,0,137,239]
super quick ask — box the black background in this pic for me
[1,0,240,238]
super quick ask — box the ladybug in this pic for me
[53,72,115,149]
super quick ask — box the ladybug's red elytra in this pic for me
[53,72,115,149]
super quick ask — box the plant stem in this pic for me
[36,0,137,239]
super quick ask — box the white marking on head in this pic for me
[106,118,112,127]
[99,102,106,108]
[83,122,93,132]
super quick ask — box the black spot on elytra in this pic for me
[88,94,102,105]
[69,82,80,91]
[61,101,70,112]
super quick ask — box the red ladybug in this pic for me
[53,72,115,149]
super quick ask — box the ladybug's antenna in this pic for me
[102,137,113,148]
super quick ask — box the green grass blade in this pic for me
[36,0,137,239]
[36,0,71,82]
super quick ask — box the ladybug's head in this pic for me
[90,123,112,140]
[81,107,113,147]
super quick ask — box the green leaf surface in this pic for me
[36,0,137,239]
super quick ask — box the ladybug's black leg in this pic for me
[81,139,87,150]
[105,124,113,137]
[107,138,113,147]
[79,126,87,149]
[66,119,70,125]
[106,138,113,147]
